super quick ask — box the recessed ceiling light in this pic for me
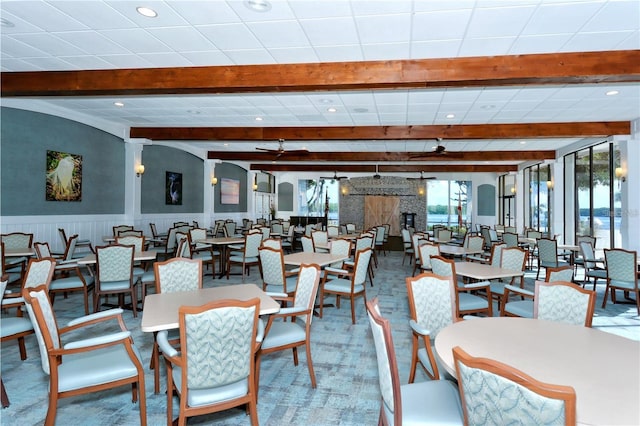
[255,117,263,121]
[606,90,619,96]
[136,7,158,17]
[519,140,526,145]
[0,18,15,28]
[114,101,124,107]
[244,0,272,12]
[353,107,369,113]
[223,143,229,147]
[327,107,337,113]
[446,113,455,119]
[319,98,333,104]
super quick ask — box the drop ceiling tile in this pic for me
[0,36,50,58]
[614,30,640,49]
[414,1,476,12]
[0,10,48,33]
[356,14,411,44]
[458,37,516,57]
[98,53,155,68]
[59,55,114,69]
[138,52,193,67]
[54,31,130,55]
[21,56,78,70]
[223,48,275,65]
[105,1,189,28]
[314,44,364,61]
[412,9,473,40]
[11,33,86,56]
[98,28,171,53]
[197,23,263,50]
[300,17,360,45]
[0,58,36,71]
[288,1,353,18]
[581,0,640,32]
[351,1,413,16]
[522,2,604,35]
[227,0,296,22]
[443,89,482,103]
[560,31,637,52]
[247,20,309,48]
[180,50,231,66]
[410,39,463,59]
[52,1,137,30]
[362,42,411,60]
[170,1,241,25]
[269,46,319,63]
[148,26,217,51]
[509,34,573,54]
[466,5,537,38]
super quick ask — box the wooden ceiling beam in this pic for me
[135,121,629,141]
[209,150,553,162]
[3,50,639,96]
[250,164,518,173]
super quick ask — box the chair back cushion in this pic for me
[406,273,455,337]
[155,258,202,293]
[418,242,440,270]
[244,232,263,258]
[24,286,61,374]
[258,247,286,287]
[353,248,373,286]
[24,257,56,290]
[430,256,454,278]
[292,264,321,324]
[116,235,144,252]
[545,266,574,282]
[467,236,484,252]
[181,300,258,389]
[366,299,397,418]
[96,245,134,283]
[534,281,595,327]
[604,249,637,284]
[1,232,33,249]
[301,236,314,253]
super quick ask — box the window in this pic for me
[523,164,551,233]
[426,180,471,231]
[498,174,516,227]
[298,179,339,224]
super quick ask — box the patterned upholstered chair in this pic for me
[112,224,134,236]
[93,244,138,317]
[406,272,456,382]
[578,241,607,290]
[186,228,219,275]
[226,231,262,281]
[261,238,282,250]
[573,235,596,276]
[430,256,493,318]
[501,265,574,319]
[536,238,569,280]
[57,227,93,256]
[115,235,148,280]
[417,241,440,274]
[465,235,485,256]
[320,247,372,324]
[149,257,203,393]
[366,298,463,425]
[343,234,375,286]
[311,230,329,253]
[345,223,356,234]
[327,238,352,269]
[453,346,576,426]
[401,228,413,265]
[327,225,340,238]
[23,284,147,426]
[257,264,321,392]
[258,246,298,296]
[534,280,596,327]
[157,298,260,426]
[502,232,519,248]
[300,235,314,253]
[485,247,527,310]
[0,242,22,285]
[1,232,33,284]
[410,232,428,275]
[602,248,639,315]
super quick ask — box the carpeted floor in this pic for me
[2,250,638,425]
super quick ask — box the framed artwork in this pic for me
[166,171,182,205]
[46,150,82,201]
[220,178,240,204]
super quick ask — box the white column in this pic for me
[204,160,217,227]
[550,160,564,242]
[619,123,639,251]
[124,142,144,223]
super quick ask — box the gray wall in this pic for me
[213,162,248,213]
[1,107,125,215]
[477,184,496,216]
[141,145,203,213]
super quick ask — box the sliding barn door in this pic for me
[364,196,400,236]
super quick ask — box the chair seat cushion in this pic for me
[458,293,489,311]
[140,270,155,283]
[1,317,33,337]
[264,276,298,294]
[324,278,364,294]
[383,379,462,424]
[261,321,305,350]
[504,300,534,318]
[609,279,636,290]
[172,366,249,407]
[58,345,142,392]
[541,260,570,268]
[50,274,94,291]
[586,269,607,279]
[98,279,133,291]
[229,255,258,263]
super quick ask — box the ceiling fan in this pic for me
[321,171,348,182]
[407,171,436,181]
[409,138,462,159]
[256,138,309,158]
[373,164,381,179]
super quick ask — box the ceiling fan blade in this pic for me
[256,147,278,153]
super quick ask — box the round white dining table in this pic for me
[435,317,640,426]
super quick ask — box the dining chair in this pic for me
[1,232,33,284]
[150,257,203,394]
[401,228,413,265]
[453,346,576,426]
[502,232,519,248]
[261,238,282,250]
[311,230,329,253]
[536,238,569,280]
[375,225,387,257]
[281,225,295,253]
[573,235,596,276]
[501,265,574,319]
[23,284,147,426]
[328,238,352,269]
[417,241,440,274]
[465,235,485,259]
[579,241,607,291]
[187,228,219,275]
[345,234,375,285]
[410,232,428,274]
[226,231,262,281]
[319,247,372,324]
[94,244,138,317]
[57,227,93,255]
[505,226,517,233]
[35,237,95,315]
[406,272,457,382]
[345,223,356,234]
[0,242,22,285]
[0,276,10,408]
[157,298,260,426]
[602,248,639,315]
[112,224,133,236]
[485,246,527,310]
[118,229,144,237]
[300,235,314,253]
[430,256,493,318]
[534,280,596,327]
[258,246,299,296]
[257,264,322,393]
[271,222,284,236]
[366,298,463,425]
[327,225,340,238]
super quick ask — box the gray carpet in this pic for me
[2,251,638,425]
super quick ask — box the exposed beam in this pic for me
[137,121,629,141]
[250,164,518,173]
[209,150,553,162]
[3,51,639,97]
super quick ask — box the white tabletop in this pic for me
[4,247,35,257]
[440,245,483,256]
[141,284,279,332]
[454,261,523,280]
[197,237,244,245]
[283,252,349,267]
[435,317,640,426]
[76,251,157,265]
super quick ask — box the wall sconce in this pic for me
[253,176,258,191]
[510,187,516,194]
[615,167,627,182]
[210,176,218,186]
[136,164,145,177]
[417,187,425,196]
[546,180,554,190]
[341,186,348,196]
